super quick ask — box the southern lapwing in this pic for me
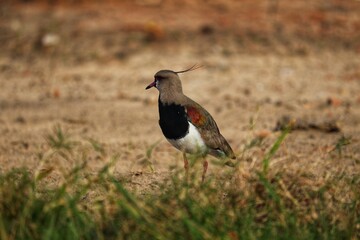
[146,65,236,182]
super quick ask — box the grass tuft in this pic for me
[331,135,352,157]
[0,126,359,239]
[46,125,76,152]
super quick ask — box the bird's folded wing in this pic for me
[185,102,235,159]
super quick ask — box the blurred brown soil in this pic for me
[0,0,359,188]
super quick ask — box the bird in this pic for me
[145,65,236,182]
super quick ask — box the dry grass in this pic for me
[0,126,359,239]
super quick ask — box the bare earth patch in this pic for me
[0,0,359,194]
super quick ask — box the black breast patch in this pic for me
[158,99,189,140]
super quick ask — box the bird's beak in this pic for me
[145,81,156,90]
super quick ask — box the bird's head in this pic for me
[145,64,202,94]
[146,70,181,93]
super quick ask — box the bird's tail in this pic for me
[209,135,236,161]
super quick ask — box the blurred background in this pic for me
[1,0,360,58]
[0,0,359,173]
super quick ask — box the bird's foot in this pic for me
[201,160,208,183]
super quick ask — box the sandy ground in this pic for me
[0,1,359,189]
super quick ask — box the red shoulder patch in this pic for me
[186,106,205,126]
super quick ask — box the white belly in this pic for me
[167,122,207,155]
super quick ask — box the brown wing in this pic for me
[184,98,236,159]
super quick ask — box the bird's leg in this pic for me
[183,153,189,175]
[202,158,208,183]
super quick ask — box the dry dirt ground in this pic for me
[0,1,360,191]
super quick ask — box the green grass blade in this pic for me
[262,128,289,174]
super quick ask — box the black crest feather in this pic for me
[175,64,203,74]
